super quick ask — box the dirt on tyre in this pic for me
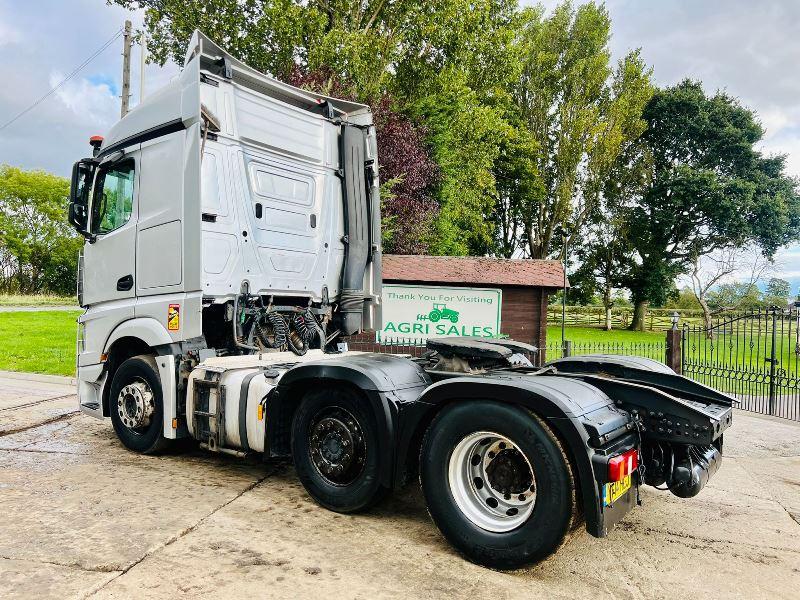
[291,387,387,513]
[420,401,579,569]
[109,354,170,454]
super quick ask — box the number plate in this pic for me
[603,475,631,506]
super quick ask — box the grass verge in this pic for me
[0,310,81,376]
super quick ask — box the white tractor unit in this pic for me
[67,31,732,569]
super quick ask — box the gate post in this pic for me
[666,319,682,374]
[768,308,778,415]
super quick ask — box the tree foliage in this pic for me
[611,80,800,328]
[495,2,653,258]
[0,165,81,295]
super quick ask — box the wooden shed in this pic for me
[378,254,567,350]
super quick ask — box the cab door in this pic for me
[81,148,140,307]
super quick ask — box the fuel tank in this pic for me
[186,351,344,453]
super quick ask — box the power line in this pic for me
[0,27,124,133]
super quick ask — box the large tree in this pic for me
[616,81,800,329]
[496,1,653,259]
[0,166,82,295]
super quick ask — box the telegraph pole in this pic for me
[120,20,132,117]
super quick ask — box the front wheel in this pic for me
[420,401,579,569]
[109,355,170,454]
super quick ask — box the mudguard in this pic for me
[410,374,638,538]
[272,353,431,488]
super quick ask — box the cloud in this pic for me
[50,71,119,127]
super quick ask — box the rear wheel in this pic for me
[291,388,387,513]
[109,355,169,454]
[420,401,578,569]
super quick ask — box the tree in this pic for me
[0,165,81,295]
[504,1,653,259]
[764,277,791,308]
[615,81,800,330]
[569,216,635,329]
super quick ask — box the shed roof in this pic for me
[382,255,568,288]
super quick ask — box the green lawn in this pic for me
[546,325,665,344]
[0,311,793,384]
[0,310,81,376]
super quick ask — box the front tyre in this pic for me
[291,388,387,513]
[109,355,169,454]
[420,401,578,569]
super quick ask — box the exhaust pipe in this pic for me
[338,125,370,335]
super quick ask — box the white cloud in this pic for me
[50,71,119,127]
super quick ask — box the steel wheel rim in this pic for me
[308,407,366,486]
[448,430,537,532]
[116,376,155,434]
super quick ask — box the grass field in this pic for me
[0,294,77,307]
[0,310,793,382]
[546,325,664,343]
[0,310,82,375]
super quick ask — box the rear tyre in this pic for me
[420,401,577,569]
[291,388,386,513]
[109,355,170,454]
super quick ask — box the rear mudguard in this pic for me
[271,353,431,490]
[410,375,639,538]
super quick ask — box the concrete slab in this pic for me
[0,376,798,599]
[0,395,77,435]
[0,377,75,410]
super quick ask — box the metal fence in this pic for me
[347,337,666,366]
[682,307,800,420]
[541,341,667,364]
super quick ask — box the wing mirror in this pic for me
[68,159,96,242]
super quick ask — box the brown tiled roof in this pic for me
[382,255,568,288]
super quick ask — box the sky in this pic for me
[0,0,798,294]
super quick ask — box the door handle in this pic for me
[117,274,134,291]
[255,203,263,219]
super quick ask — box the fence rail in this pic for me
[546,305,769,331]
[347,337,667,366]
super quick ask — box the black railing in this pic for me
[682,307,800,421]
[347,337,667,366]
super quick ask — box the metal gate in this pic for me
[682,307,800,420]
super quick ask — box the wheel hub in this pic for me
[309,408,366,485]
[117,380,155,431]
[448,431,537,532]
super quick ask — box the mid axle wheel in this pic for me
[309,407,366,486]
[292,388,387,513]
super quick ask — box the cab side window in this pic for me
[92,160,135,235]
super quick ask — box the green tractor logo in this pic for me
[420,302,460,324]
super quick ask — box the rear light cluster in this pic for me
[608,449,638,482]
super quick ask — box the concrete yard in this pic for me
[1,375,799,599]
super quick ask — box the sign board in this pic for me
[379,284,502,343]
